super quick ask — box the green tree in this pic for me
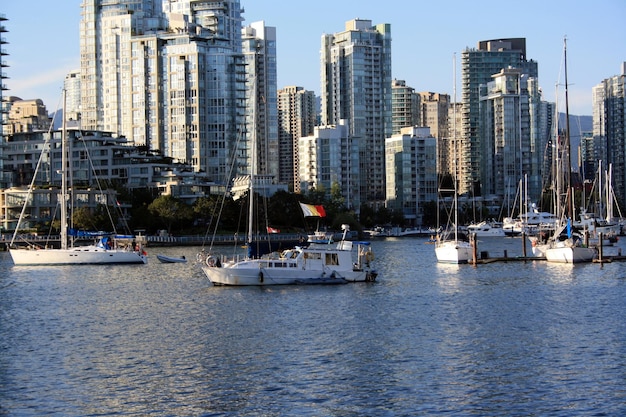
[71,204,118,231]
[329,182,345,212]
[148,195,193,234]
[72,207,95,230]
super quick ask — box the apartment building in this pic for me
[321,19,392,210]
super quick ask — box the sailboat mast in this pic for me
[453,53,459,242]
[247,76,257,246]
[60,89,68,251]
[563,37,574,221]
[598,160,603,218]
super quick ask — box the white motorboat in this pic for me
[466,221,505,237]
[200,225,377,286]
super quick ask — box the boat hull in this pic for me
[544,245,597,263]
[200,234,376,286]
[201,265,367,286]
[435,241,473,264]
[156,254,187,263]
[9,247,148,265]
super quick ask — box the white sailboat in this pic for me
[542,39,596,264]
[8,91,148,265]
[435,54,473,264]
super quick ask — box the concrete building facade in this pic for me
[593,63,626,208]
[391,79,420,135]
[461,38,538,197]
[385,126,437,226]
[242,21,279,178]
[79,0,246,184]
[277,86,316,192]
[321,19,392,211]
[298,120,359,208]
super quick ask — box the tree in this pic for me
[72,207,96,230]
[267,190,302,230]
[148,195,193,234]
[71,204,118,231]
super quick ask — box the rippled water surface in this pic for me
[1,237,626,416]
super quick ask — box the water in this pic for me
[1,237,626,416]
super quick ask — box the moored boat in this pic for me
[541,39,596,264]
[156,254,187,263]
[8,90,147,266]
[200,224,377,286]
[466,221,505,237]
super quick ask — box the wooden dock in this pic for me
[468,231,624,264]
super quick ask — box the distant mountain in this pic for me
[558,113,592,170]
[561,113,592,137]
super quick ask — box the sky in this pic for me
[2,0,625,116]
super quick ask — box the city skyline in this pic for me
[2,0,625,117]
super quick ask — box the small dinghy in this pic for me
[156,254,187,263]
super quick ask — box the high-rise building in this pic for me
[593,63,626,208]
[242,21,278,178]
[478,68,547,204]
[592,84,607,167]
[0,13,8,188]
[385,126,437,226]
[446,101,463,178]
[277,86,316,192]
[80,0,246,183]
[321,19,392,210]
[80,0,165,134]
[579,131,597,183]
[418,92,450,177]
[461,38,538,196]
[418,92,449,141]
[391,79,420,135]
[64,69,81,123]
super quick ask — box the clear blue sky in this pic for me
[3,0,625,116]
